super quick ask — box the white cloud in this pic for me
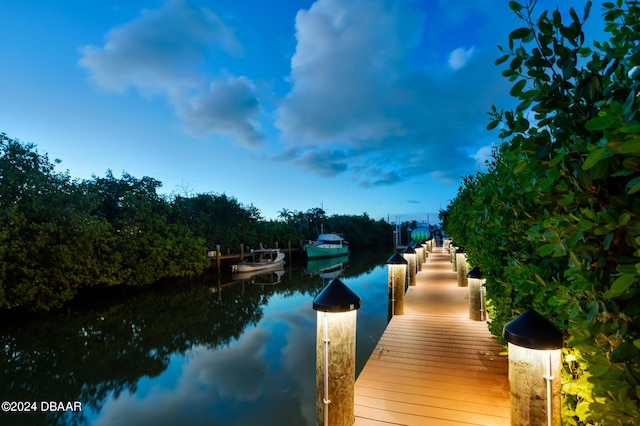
[275,0,511,187]
[448,46,476,70]
[279,0,414,141]
[173,75,262,147]
[473,144,495,167]
[78,0,261,146]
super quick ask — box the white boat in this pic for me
[304,232,349,259]
[232,249,285,273]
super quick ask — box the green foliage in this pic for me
[443,1,640,423]
[0,133,393,313]
[0,135,210,310]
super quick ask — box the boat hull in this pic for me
[232,250,286,273]
[305,246,349,259]
[234,260,285,273]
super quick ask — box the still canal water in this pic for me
[1,250,391,426]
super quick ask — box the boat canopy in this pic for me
[317,233,346,244]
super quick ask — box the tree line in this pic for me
[441,1,639,423]
[0,133,396,312]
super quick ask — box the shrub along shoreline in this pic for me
[0,133,400,313]
[441,2,639,424]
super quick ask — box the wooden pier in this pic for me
[354,250,510,425]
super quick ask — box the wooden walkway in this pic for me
[354,250,510,426]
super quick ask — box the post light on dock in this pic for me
[503,309,563,426]
[455,247,467,287]
[386,253,408,317]
[402,245,417,286]
[467,267,486,321]
[410,228,429,266]
[414,243,424,271]
[313,278,362,426]
[450,242,457,269]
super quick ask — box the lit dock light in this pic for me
[467,267,485,321]
[503,309,563,426]
[386,252,408,317]
[313,279,362,426]
[402,245,417,286]
[455,247,467,287]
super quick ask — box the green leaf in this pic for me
[585,115,613,131]
[510,79,527,96]
[486,119,500,130]
[586,300,599,322]
[509,1,524,12]
[619,212,631,226]
[582,147,608,170]
[537,243,556,256]
[619,138,640,154]
[617,264,637,275]
[620,124,640,133]
[588,355,611,376]
[604,274,636,298]
[494,54,510,66]
[509,27,532,40]
[569,7,580,23]
[603,232,614,250]
[627,176,640,195]
[575,400,590,420]
[583,1,592,21]
[611,342,638,363]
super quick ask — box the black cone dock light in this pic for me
[313,278,362,426]
[386,252,408,317]
[503,309,563,426]
[467,267,485,321]
[402,245,417,286]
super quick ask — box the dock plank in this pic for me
[354,250,510,426]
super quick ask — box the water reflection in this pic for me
[305,255,349,280]
[0,250,390,426]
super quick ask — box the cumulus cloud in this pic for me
[448,46,476,70]
[92,328,271,426]
[275,0,510,187]
[78,0,261,146]
[473,144,495,168]
[173,75,262,147]
[91,308,318,426]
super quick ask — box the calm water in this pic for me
[0,250,391,426]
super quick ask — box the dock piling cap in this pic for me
[402,245,416,254]
[313,278,362,312]
[467,266,483,279]
[386,253,408,264]
[502,309,563,350]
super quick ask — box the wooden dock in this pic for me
[354,250,510,425]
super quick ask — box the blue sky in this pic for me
[0,0,597,222]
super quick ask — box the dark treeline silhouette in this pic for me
[0,133,398,312]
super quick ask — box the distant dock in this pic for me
[208,242,304,273]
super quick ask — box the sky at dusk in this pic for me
[0,0,599,222]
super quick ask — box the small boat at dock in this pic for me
[232,249,285,273]
[304,232,349,259]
